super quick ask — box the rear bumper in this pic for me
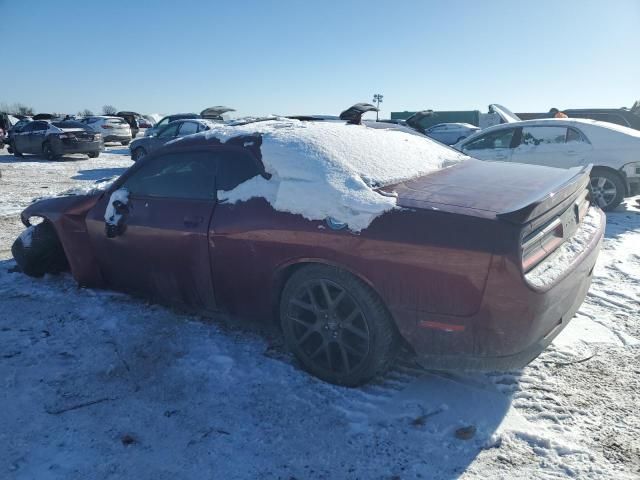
[103,134,131,143]
[51,140,103,155]
[407,208,605,371]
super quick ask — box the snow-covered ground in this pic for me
[0,146,638,479]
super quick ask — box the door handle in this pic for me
[566,150,579,155]
[183,215,203,227]
[494,153,507,159]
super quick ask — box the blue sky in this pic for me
[2,0,639,118]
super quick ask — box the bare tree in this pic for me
[78,109,94,117]
[102,105,117,115]
[1,102,35,116]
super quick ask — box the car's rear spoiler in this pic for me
[497,164,592,224]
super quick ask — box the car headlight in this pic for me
[621,162,640,178]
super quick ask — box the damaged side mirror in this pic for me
[104,189,130,238]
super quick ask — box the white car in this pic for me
[79,116,132,145]
[424,123,480,145]
[454,110,640,211]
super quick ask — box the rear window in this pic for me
[52,121,89,129]
[106,118,127,125]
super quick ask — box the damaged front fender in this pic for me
[21,193,103,227]
[19,192,106,287]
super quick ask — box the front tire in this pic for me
[280,265,398,386]
[42,142,59,161]
[132,147,146,162]
[11,221,69,278]
[121,140,130,146]
[88,151,100,158]
[590,169,625,211]
[12,142,22,157]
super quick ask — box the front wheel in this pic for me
[42,142,59,161]
[280,265,399,386]
[12,142,22,157]
[88,151,100,158]
[121,140,130,146]
[11,221,69,278]
[131,147,146,162]
[590,169,624,211]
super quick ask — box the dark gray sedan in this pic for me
[129,119,215,161]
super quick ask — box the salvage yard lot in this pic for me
[0,147,639,479]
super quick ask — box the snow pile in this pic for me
[526,207,603,288]
[201,119,467,231]
[104,188,129,226]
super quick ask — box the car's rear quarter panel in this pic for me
[209,198,498,354]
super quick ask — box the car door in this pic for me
[459,127,519,162]
[85,150,220,309]
[510,126,592,168]
[13,122,35,153]
[27,121,49,153]
[426,125,449,144]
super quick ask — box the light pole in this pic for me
[372,94,383,121]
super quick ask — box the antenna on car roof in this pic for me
[339,103,379,125]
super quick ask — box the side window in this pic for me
[464,128,515,150]
[157,123,180,138]
[123,152,217,200]
[31,121,48,131]
[566,128,587,143]
[216,150,261,191]
[178,121,199,136]
[21,123,36,133]
[156,118,169,129]
[521,127,567,146]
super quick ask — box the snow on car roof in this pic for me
[188,118,467,231]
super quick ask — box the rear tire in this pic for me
[121,140,130,146]
[88,151,99,158]
[590,168,625,211]
[280,265,399,386]
[11,221,69,278]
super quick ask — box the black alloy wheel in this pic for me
[281,265,398,386]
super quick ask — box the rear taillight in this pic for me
[102,125,113,129]
[521,192,590,272]
[521,218,564,272]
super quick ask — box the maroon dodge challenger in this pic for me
[12,119,605,386]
